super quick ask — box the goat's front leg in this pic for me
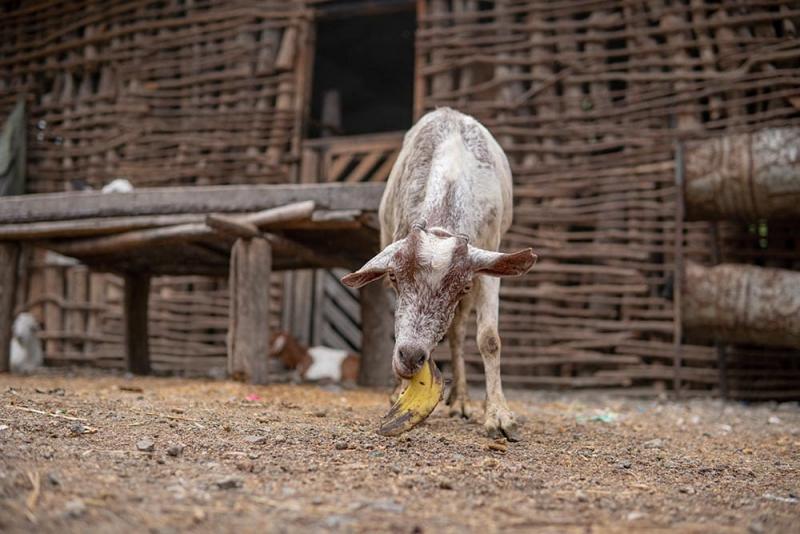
[475,276,520,441]
[446,294,474,419]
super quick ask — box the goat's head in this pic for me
[342,222,536,378]
[12,313,40,343]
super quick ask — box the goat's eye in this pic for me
[462,281,473,294]
[388,272,397,283]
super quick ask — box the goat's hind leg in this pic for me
[445,295,475,419]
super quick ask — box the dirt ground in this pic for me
[0,370,798,533]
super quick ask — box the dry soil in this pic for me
[1,370,798,533]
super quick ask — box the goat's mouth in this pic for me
[392,358,422,380]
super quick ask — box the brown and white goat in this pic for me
[270,331,359,384]
[342,108,536,440]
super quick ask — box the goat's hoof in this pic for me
[485,410,521,442]
[447,398,474,420]
[445,389,473,420]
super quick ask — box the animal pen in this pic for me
[1,0,799,399]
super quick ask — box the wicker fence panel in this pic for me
[21,251,283,376]
[417,0,800,394]
[0,0,310,192]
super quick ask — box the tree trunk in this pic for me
[683,261,800,349]
[685,128,800,220]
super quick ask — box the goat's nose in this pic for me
[398,346,427,373]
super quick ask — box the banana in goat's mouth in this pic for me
[378,358,444,436]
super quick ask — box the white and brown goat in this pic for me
[342,107,536,440]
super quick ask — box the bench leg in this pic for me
[228,237,270,384]
[0,243,20,373]
[124,272,151,375]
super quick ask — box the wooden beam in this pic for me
[246,200,315,227]
[47,202,319,257]
[358,282,395,388]
[0,204,358,241]
[0,214,205,240]
[0,183,385,224]
[205,214,260,239]
[0,243,20,373]
[123,273,151,375]
[228,238,271,384]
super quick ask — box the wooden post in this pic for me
[228,237,271,384]
[0,243,20,373]
[123,272,151,375]
[358,282,394,387]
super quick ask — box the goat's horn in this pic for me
[412,220,427,231]
[456,233,469,243]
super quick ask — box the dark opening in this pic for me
[309,1,415,138]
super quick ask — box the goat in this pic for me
[270,331,359,384]
[341,108,536,440]
[10,312,43,373]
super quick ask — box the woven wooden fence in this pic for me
[416,0,800,395]
[0,0,309,375]
[3,0,800,396]
[17,249,282,375]
[0,0,311,191]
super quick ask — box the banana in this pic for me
[378,358,444,436]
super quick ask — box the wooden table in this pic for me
[0,183,392,384]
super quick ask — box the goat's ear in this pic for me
[341,240,404,288]
[469,247,537,277]
[270,332,287,355]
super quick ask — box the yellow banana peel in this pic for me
[378,358,444,436]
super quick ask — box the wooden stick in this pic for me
[0,243,20,372]
[245,200,315,227]
[205,214,260,239]
[6,404,87,422]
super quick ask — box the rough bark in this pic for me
[685,128,800,220]
[683,261,800,349]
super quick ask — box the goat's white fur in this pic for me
[10,312,43,373]
[373,107,530,439]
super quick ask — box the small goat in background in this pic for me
[10,312,43,373]
[270,331,359,384]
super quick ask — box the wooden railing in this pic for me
[300,132,404,183]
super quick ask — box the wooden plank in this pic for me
[346,152,383,183]
[300,147,320,184]
[327,153,357,182]
[43,264,63,356]
[0,243,20,372]
[0,214,205,240]
[123,272,150,375]
[227,238,271,384]
[283,269,314,345]
[0,183,385,224]
[370,149,400,182]
[358,282,394,387]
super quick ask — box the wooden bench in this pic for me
[0,183,392,384]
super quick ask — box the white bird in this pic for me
[10,313,43,373]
